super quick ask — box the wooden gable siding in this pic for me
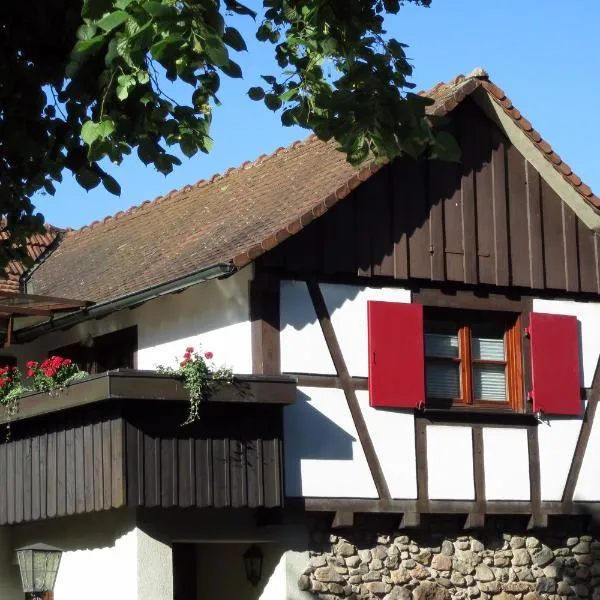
[260,99,600,294]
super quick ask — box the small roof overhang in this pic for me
[0,291,89,317]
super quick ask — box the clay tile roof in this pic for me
[0,226,59,294]
[26,68,600,304]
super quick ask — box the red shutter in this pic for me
[367,301,425,409]
[529,312,581,416]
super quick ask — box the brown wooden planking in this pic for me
[56,430,66,516]
[93,422,104,511]
[178,438,194,507]
[527,425,544,528]
[102,421,112,510]
[490,128,510,286]
[415,418,428,515]
[15,439,23,523]
[372,168,395,277]
[23,438,32,522]
[392,160,409,279]
[457,104,479,285]
[428,160,447,281]
[111,419,124,508]
[562,202,580,292]
[65,428,76,514]
[257,101,599,294]
[74,425,85,513]
[195,438,213,507]
[83,424,94,512]
[541,184,567,290]
[6,442,14,523]
[39,433,47,519]
[46,429,57,518]
[577,220,600,294]
[31,435,40,520]
[525,164,545,289]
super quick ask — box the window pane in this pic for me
[471,323,506,361]
[426,361,460,398]
[473,364,507,401]
[425,333,459,358]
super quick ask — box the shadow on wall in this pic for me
[284,391,356,495]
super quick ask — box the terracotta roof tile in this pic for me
[0,227,58,294]
[27,68,600,303]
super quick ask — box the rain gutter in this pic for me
[15,262,236,343]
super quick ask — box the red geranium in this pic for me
[204,351,213,360]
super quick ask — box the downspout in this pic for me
[15,262,236,343]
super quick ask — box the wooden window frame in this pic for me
[424,309,524,412]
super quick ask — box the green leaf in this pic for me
[248,86,265,101]
[115,0,135,7]
[204,37,229,67]
[81,121,101,145]
[97,10,130,33]
[150,35,181,61]
[75,167,101,191]
[224,0,256,18]
[143,0,176,18]
[180,136,197,158]
[280,87,298,102]
[76,23,98,41]
[137,71,150,84]
[101,173,121,195]
[98,119,115,138]
[261,74,276,85]
[73,36,105,56]
[223,27,247,52]
[264,93,282,111]
[82,0,113,19]
[220,59,242,78]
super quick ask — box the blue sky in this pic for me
[34,0,600,228]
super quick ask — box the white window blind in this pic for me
[473,334,506,401]
[425,332,460,399]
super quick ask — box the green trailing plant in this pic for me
[157,346,233,423]
[0,366,26,422]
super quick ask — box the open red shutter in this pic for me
[367,301,425,409]
[529,312,581,416]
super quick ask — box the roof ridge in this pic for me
[63,134,319,238]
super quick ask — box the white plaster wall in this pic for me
[284,387,416,499]
[321,284,411,377]
[284,387,377,497]
[355,390,417,499]
[137,529,173,600]
[14,268,253,374]
[575,409,600,500]
[538,417,583,501]
[259,551,286,600]
[532,299,600,388]
[280,281,335,375]
[427,426,474,500]
[483,428,530,501]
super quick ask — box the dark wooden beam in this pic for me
[306,279,391,500]
[527,424,545,529]
[414,417,428,517]
[468,425,485,529]
[293,374,368,390]
[250,274,281,375]
[562,356,600,504]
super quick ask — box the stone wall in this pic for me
[299,529,600,600]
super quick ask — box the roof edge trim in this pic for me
[473,87,600,231]
[16,262,235,343]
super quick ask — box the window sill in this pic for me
[419,406,537,426]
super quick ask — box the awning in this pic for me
[0,291,89,317]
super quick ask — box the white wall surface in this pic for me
[283,387,416,499]
[427,426,474,500]
[575,409,600,501]
[538,416,583,501]
[532,299,600,388]
[483,428,530,501]
[280,281,335,375]
[321,284,411,377]
[14,267,253,374]
[284,387,377,497]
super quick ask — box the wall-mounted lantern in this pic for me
[16,543,62,598]
[243,544,263,587]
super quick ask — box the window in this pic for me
[424,311,523,410]
[51,326,137,374]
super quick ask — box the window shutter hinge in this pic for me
[524,327,531,338]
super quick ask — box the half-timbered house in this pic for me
[0,68,599,600]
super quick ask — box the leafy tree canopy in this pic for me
[1,0,456,271]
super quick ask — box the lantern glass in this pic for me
[243,544,263,587]
[16,544,62,594]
